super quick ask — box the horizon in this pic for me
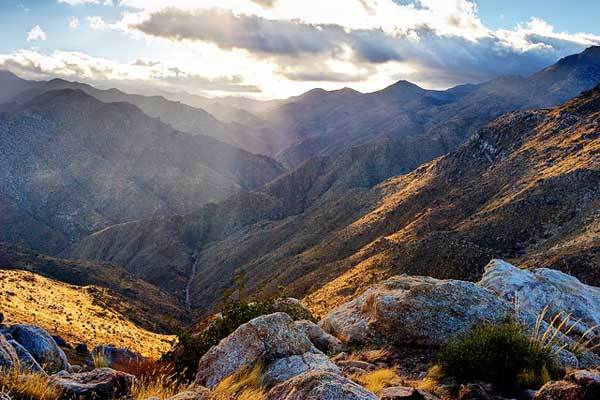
[1,1,600,99]
[4,43,599,103]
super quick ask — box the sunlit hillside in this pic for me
[0,269,175,359]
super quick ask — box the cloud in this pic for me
[133,9,346,56]
[0,50,260,95]
[58,0,113,5]
[127,3,600,90]
[69,17,80,29]
[9,0,600,98]
[27,25,47,42]
[87,16,108,30]
[251,0,278,8]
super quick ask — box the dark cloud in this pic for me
[276,61,373,82]
[250,0,278,8]
[132,8,597,87]
[133,8,346,56]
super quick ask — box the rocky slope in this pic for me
[2,259,599,399]
[0,89,284,254]
[73,84,600,316]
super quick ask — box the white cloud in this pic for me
[58,0,113,5]
[87,16,108,30]
[69,17,80,29]
[27,25,47,42]
[0,49,260,95]
[6,0,600,98]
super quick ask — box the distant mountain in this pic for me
[0,89,284,254]
[3,76,284,156]
[73,85,600,316]
[0,70,38,104]
[266,46,600,167]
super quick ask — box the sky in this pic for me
[0,0,599,99]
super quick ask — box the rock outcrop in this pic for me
[4,324,69,373]
[0,333,18,371]
[265,371,377,400]
[319,275,511,347]
[479,260,600,337]
[159,387,213,400]
[380,386,440,400]
[294,320,344,355]
[51,367,135,400]
[195,312,339,389]
[8,339,45,374]
[534,369,600,400]
[86,345,145,370]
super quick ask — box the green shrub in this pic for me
[166,281,314,380]
[436,320,557,390]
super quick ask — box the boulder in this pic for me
[265,370,377,400]
[195,312,323,389]
[380,386,440,400]
[319,275,511,347]
[51,335,71,349]
[8,339,45,374]
[0,333,18,371]
[163,387,212,400]
[458,383,495,400]
[86,345,145,370]
[479,260,600,337]
[534,369,600,400]
[51,367,135,400]
[5,325,69,373]
[261,352,340,388]
[75,343,89,355]
[294,320,344,354]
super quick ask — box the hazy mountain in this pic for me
[5,76,285,156]
[72,85,600,316]
[0,70,38,104]
[0,89,284,254]
[267,46,600,167]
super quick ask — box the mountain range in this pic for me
[1,46,600,319]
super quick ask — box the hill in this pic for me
[0,243,186,332]
[0,89,284,254]
[0,269,174,358]
[73,85,600,317]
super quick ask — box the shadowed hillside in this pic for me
[73,85,600,317]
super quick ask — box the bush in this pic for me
[166,284,315,380]
[436,320,557,390]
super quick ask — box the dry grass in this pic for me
[212,363,266,400]
[130,374,186,400]
[0,370,62,400]
[351,368,399,395]
[0,270,174,359]
[411,365,450,399]
[347,348,391,364]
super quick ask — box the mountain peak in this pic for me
[377,79,426,96]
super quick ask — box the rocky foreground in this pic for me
[1,259,600,399]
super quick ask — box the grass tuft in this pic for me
[0,370,62,400]
[212,363,266,400]
[351,368,399,395]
